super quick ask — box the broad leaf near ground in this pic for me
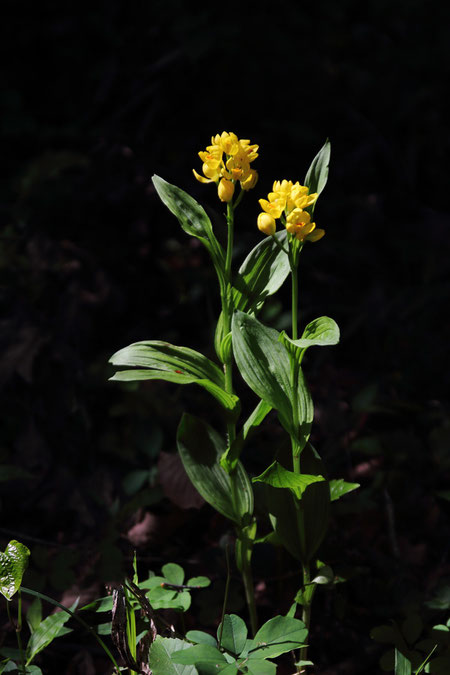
[148,636,199,675]
[177,414,253,525]
[217,614,247,656]
[0,540,30,601]
[248,616,308,659]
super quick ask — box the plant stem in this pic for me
[6,596,26,675]
[218,543,231,649]
[240,540,258,637]
[299,562,313,669]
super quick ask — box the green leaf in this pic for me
[233,230,290,314]
[162,563,185,586]
[304,140,331,205]
[171,644,228,667]
[280,316,339,364]
[250,616,308,659]
[186,577,211,588]
[395,648,412,675]
[177,414,253,524]
[26,602,77,664]
[186,631,217,647]
[245,658,276,674]
[26,598,42,634]
[232,312,313,447]
[253,461,325,500]
[148,636,199,675]
[109,341,239,414]
[0,540,30,601]
[217,615,247,656]
[264,444,330,563]
[329,479,360,502]
[152,176,225,285]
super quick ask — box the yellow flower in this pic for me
[257,179,323,242]
[218,178,235,202]
[286,209,323,242]
[257,212,276,236]
[194,132,259,197]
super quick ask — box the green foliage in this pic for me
[177,414,253,525]
[169,614,307,674]
[109,341,240,414]
[232,311,313,447]
[304,139,330,210]
[232,231,290,315]
[0,541,30,601]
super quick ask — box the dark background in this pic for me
[1,1,450,672]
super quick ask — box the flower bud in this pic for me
[257,212,276,236]
[241,169,258,191]
[218,178,235,202]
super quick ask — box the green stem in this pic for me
[240,538,258,636]
[218,544,231,649]
[299,563,313,670]
[6,596,26,675]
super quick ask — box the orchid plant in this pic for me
[109,132,359,673]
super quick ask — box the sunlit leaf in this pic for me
[0,540,30,601]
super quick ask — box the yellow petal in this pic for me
[193,169,213,184]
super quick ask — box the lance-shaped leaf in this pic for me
[253,461,325,500]
[152,175,225,283]
[232,312,313,447]
[177,414,253,525]
[26,600,77,664]
[280,316,339,364]
[329,479,360,502]
[0,540,30,601]
[233,230,290,315]
[109,341,239,414]
[304,139,331,208]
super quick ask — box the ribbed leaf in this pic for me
[233,230,290,314]
[177,414,253,525]
[0,540,30,601]
[280,316,339,364]
[253,461,324,500]
[26,601,77,664]
[232,312,313,447]
[171,644,229,668]
[217,614,247,656]
[148,636,199,675]
[304,140,330,204]
[109,341,239,413]
[329,479,360,502]
[250,616,307,659]
[152,175,225,280]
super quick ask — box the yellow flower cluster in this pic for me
[193,132,259,202]
[257,180,325,242]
